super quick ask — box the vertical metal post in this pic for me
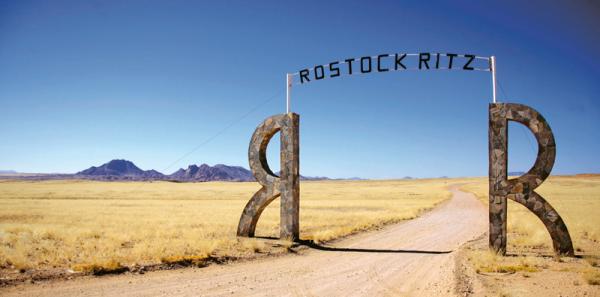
[286,73,292,113]
[491,56,497,103]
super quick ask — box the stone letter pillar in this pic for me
[237,113,300,241]
[489,103,573,256]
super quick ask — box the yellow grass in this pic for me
[0,179,451,272]
[462,175,600,288]
[462,175,600,253]
[468,249,543,274]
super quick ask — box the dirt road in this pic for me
[3,186,487,297]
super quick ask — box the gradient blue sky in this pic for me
[1,0,599,178]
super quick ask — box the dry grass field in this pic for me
[462,175,600,254]
[461,175,600,291]
[2,176,598,294]
[0,179,451,275]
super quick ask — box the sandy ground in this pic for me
[2,186,487,297]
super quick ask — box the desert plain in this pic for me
[0,176,598,296]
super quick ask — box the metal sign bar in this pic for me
[285,52,498,112]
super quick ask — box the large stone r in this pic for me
[489,103,573,256]
[237,113,300,241]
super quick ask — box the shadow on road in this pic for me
[253,237,452,254]
[295,240,452,254]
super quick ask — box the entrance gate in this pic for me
[236,53,574,256]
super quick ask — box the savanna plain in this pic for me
[0,179,450,276]
[0,176,599,296]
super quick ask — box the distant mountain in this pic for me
[300,175,330,181]
[169,164,253,182]
[0,170,17,174]
[508,171,526,176]
[76,159,165,180]
[4,159,334,182]
[169,165,334,182]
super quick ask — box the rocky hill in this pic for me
[76,159,165,180]
[169,164,253,182]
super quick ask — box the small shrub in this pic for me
[160,255,208,266]
[72,260,127,275]
[470,250,540,274]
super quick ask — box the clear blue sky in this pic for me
[1,0,599,178]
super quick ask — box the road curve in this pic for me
[3,185,487,297]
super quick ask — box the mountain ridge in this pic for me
[168,163,253,182]
[73,159,330,182]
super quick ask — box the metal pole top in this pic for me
[286,73,292,113]
[490,56,497,104]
